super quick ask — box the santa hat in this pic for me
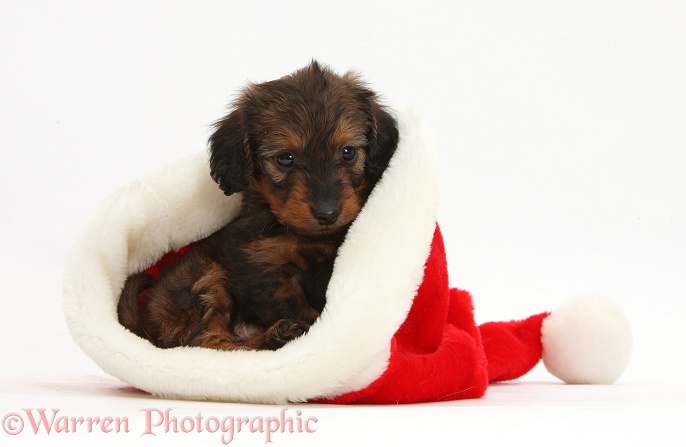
[63,105,632,404]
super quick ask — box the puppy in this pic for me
[117,61,398,351]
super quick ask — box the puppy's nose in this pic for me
[312,203,340,225]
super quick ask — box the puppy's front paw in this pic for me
[265,319,310,349]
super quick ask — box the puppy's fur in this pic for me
[118,61,398,350]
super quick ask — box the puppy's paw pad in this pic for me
[275,319,309,339]
[277,320,293,334]
[265,319,310,349]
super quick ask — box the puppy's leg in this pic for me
[238,275,318,350]
[117,272,157,338]
[183,262,244,351]
[135,256,237,349]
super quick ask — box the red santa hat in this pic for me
[63,105,632,404]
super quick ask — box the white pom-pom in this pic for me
[541,294,632,384]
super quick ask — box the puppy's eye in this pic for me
[341,146,356,162]
[276,152,296,168]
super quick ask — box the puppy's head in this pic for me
[209,61,398,237]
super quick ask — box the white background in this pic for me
[1,1,684,445]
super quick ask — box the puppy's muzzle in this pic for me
[312,201,340,225]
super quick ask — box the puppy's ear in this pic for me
[367,102,399,178]
[208,107,253,196]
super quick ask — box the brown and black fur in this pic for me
[117,61,399,351]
